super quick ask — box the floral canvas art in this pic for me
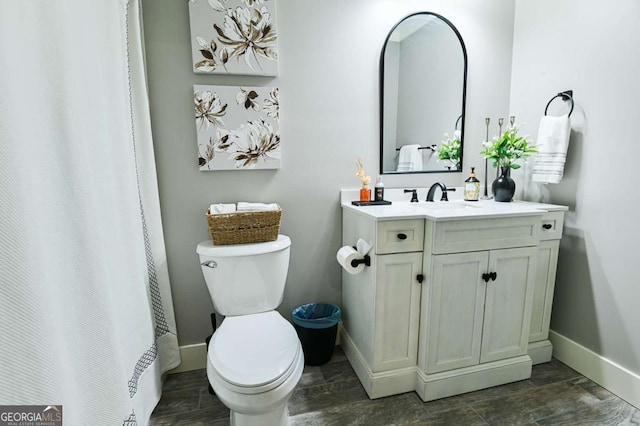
[188,0,278,76]
[195,85,280,170]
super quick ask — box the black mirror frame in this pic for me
[379,12,468,175]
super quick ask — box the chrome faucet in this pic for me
[426,182,455,201]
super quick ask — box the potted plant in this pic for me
[480,126,537,202]
[437,131,461,170]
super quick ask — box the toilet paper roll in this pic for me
[356,238,372,256]
[336,246,366,275]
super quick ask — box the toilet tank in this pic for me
[196,235,291,316]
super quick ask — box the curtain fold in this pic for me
[0,1,180,424]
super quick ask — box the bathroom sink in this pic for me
[410,201,479,210]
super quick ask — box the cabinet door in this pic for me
[529,240,559,342]
[480,247,537,363]
[373,252,422,372]
[425,251,488,374]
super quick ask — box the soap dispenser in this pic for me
[464,167,480,201]
[374,176,385,201]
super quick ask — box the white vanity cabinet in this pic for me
[368,211,425,372]
[415,215,539,401]
[527,211,564,364]
[422,247,537,374]
[341,210,425,397]
[373,251,422,372]
[339,194,566,402]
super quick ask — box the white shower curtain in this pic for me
[0,1,180,424]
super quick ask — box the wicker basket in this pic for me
[206,206,282,245]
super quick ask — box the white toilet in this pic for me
[196,235,303,426]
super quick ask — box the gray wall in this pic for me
[510,0,640,375]
[141,0,516,346]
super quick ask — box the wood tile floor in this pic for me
[150,347,640,425]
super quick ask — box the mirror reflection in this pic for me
[380,13,467,174]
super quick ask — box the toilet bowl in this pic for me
[196,235,303,426]
[206,311,304,426]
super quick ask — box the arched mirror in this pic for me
[380,13,467,174]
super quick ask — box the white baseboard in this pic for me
[167,343,208,374]
[549,330,640,408]
[528,340,553,365]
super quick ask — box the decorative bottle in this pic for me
[360,184,371,202]
[374,176,385,201]
[464,167,480,201]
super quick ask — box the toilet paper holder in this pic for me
[350,246,371,268]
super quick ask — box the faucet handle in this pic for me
[441,187,456,201]
[404,189,418,203]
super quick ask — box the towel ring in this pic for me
[544,90,574,117]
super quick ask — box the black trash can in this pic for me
[292,303,342,366]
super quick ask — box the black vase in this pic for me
[492,166,516,202]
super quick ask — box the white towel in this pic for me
[209,203,237,214]
[237,202,279,212]
[531,115,571,184]
[396,144,423,172]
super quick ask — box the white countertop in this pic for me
[340,189,568,221]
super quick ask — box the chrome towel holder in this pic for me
[544,90,574,117]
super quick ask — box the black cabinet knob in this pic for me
[397,233,407,240]
[417,274,424,284]
[542,224,553,230]
[482,272,498,282]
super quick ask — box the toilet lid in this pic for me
[197,234,291,257]
[209,311,300,388]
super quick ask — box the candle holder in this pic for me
[496,117,504,180]
[481,117,492,199]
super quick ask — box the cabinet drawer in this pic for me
[539,211,564,240]
[376,220,424,254]
[430,216,540,254]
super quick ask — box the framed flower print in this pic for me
[188,0,279,76]
[195,85,280,170]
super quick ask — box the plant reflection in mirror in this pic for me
[437,131,461,170]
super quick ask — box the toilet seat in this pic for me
[209,311,301,395]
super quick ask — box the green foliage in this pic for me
[437,133,461,167]
[480,126,537,169]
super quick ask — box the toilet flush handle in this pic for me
[201,261,217,268]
